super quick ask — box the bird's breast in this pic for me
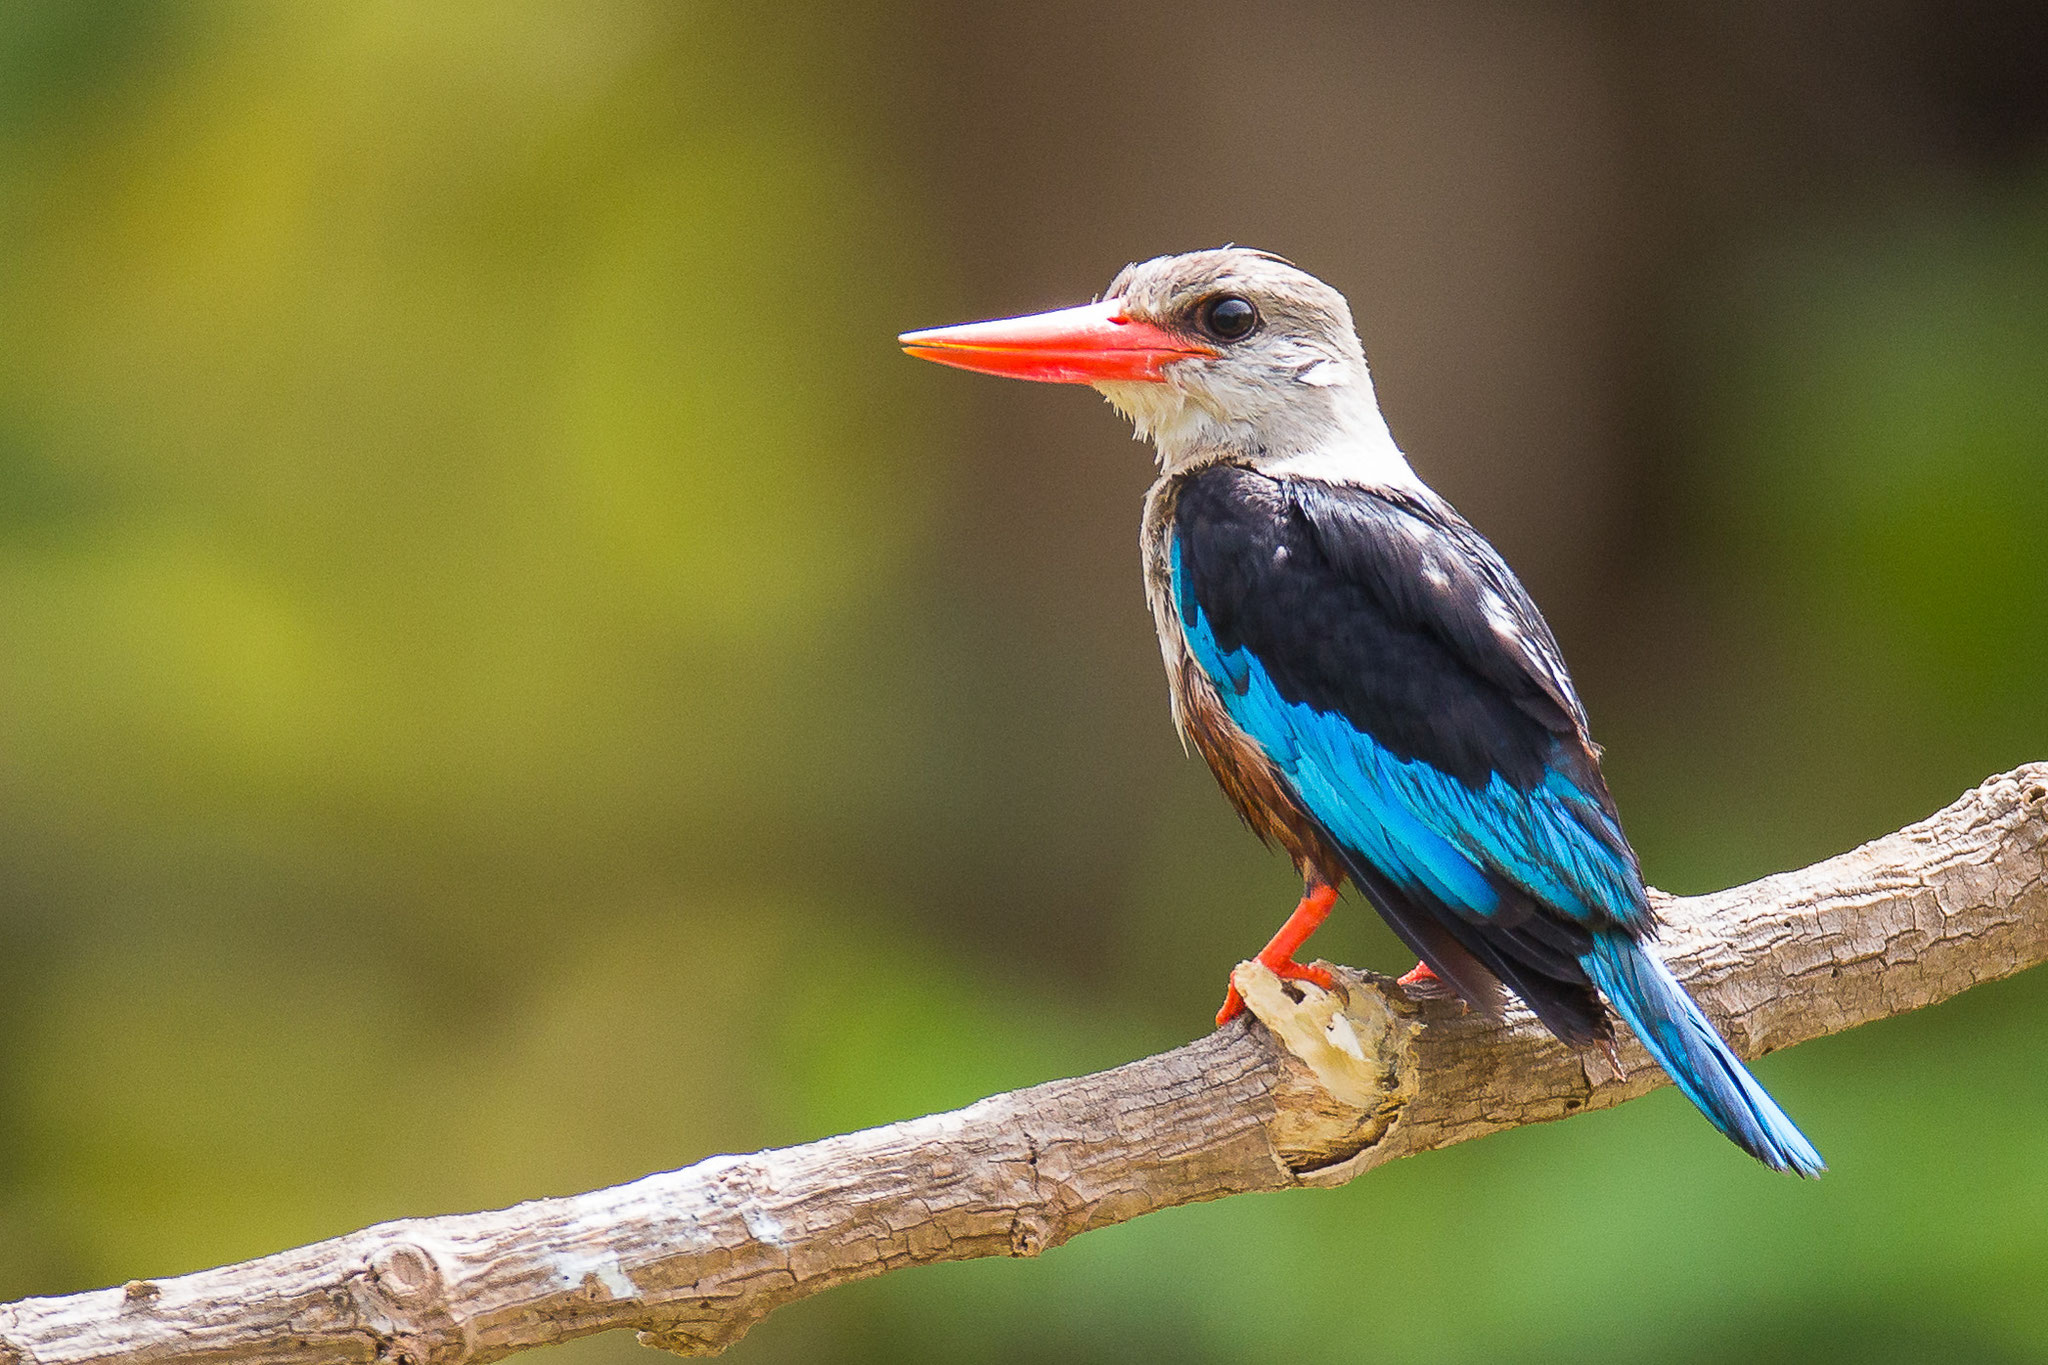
[1142,472,1343,882]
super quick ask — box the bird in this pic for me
[898,247,1823,1175]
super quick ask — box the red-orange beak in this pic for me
[898,299,1214,384]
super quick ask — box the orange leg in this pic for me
[1216,883,1340,1027]
[1397,961,1439,986]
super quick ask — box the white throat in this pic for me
[1099,363,1427,495]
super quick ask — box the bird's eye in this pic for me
[1199,294,1259,342]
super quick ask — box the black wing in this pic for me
[1172,464,1649,1042]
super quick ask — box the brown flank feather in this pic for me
[1176,658,1346,887]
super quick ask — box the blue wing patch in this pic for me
[1173,538,1645,929]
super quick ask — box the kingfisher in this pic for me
[898,247,1821,1174]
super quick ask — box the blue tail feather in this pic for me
[1582,934,1825,1177]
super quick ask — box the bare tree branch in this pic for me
[4,766,2045,1363]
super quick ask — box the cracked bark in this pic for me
[3,765,2045,1362]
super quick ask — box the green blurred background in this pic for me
[1,2,2045,1361]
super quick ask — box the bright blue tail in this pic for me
[1581,934,1824,1176]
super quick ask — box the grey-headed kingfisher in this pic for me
[900,248,1822,1174]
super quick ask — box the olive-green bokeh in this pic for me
[1,4,2044,1362]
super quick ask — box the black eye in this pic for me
[1199,294,1258,342]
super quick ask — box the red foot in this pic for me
[1270,959,1338,988]
[1397,960,1438,987]
[1216,884,1340,1027]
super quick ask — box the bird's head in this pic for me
[901,247,1406,482]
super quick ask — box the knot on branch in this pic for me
[348,1238,472,1365]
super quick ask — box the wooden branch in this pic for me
[5,766,2046,1364]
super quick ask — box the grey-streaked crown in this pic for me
[1106,247,1363,364]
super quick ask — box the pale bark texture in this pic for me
[4,765,2045,1363]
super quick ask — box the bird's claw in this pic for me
[1215,884,1341,1027]
[1215,957,1337,1027]
[1215,986,1249,1028]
